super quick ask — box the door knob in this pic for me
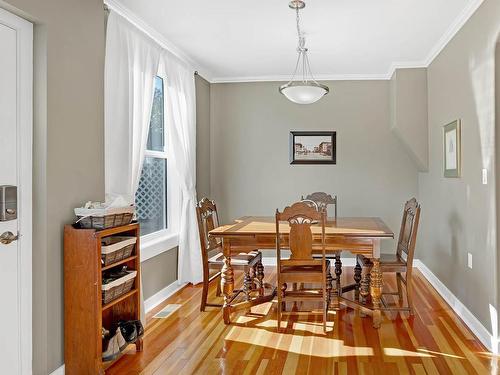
[0,231,18,245]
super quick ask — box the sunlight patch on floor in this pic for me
[417,348,464,359]
[384,347,434,357]
[225,323,373,358]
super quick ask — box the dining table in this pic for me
[209,216,394,328]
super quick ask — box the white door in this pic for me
[0,8,32,375]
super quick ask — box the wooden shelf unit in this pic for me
[64,223,142,374]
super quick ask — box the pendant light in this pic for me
[279,0,329,104]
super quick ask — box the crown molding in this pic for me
[211,73,389,83]
[423,0,485,66]
[104,0,214,81]
[106,0,484,84]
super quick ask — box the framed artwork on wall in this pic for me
[443,120,461,178]
[290,131,336,165]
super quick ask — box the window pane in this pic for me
[135,157,168,236]
[147,76,165,152]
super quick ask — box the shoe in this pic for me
[116,328,128,351]
[118,321,137,343]
[102,327,110,339]
[102,330,121,362]
[132,320,144,338]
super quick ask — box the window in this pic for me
[135,77,168,237]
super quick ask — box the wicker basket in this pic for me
[102,270,137,305]
[74,205,135,230]
[77,212,134,230]
[101,236,136,266]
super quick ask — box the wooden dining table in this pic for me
[209,216,394,328]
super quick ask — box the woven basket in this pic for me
[101,237,136,267]
[78,212,134,230]
[101,270,137,305]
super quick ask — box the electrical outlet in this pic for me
[467,253,473,269]
[482,169,488,184]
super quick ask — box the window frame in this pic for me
[139,74,180,262]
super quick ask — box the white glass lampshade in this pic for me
[279,82,329,105]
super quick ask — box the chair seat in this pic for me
[357,253,407,268]
[208,250,261,267]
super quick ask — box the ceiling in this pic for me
[112,0,484,82]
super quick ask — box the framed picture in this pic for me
[443,120,461,178]
[290,131,336,165]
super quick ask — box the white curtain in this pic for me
[105,11,161,323]
[160,50,203,284]
[104,11,161,204]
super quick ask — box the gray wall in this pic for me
[210,80,419,252]
[389,68,429,171]
[418,0,500,330]
[196,74,211,199]
[1,0,105,373]
[142,248,178,300]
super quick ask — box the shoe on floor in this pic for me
[102,329,122,362]
[118,321,137,343]
[116,328,128,351]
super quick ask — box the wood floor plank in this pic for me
[105,267,492,375]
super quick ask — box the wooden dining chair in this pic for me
[356,198,421,314]
[276,201,332,333]
[196,197,264,312]
[301,192,337,220]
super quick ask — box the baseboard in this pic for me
[144,281,188,313]
[49,364,65,375]
[51,282,186,375]
[262,256,496,353]
[414,260,497,353]
[52,259,496,375]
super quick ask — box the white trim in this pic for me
[211,73,389,83]
[262,256,496,352]
[103,0,213,81]
[49,364,65,375]
[141,232,179,262]
[0,7,33,375]
[105,0,485,83]
[422,0,485,67]
[144,280,187,312]
[414,260,497,353]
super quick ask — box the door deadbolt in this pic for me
[0,231,19,245]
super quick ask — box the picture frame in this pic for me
[290,131,336,165]
[443,120,461,178]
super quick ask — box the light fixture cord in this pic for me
[285,2,322,87]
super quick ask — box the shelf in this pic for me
[102,289,138,311]
[96,223,139,239]
[101,255,138,271]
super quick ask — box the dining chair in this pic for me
[276,201,332,333]
[302,192,340,301]
[356,198,421,314]
[301,192,337,220]
[196,197,264,312]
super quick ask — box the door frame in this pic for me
[0,7,33,374]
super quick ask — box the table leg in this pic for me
[370,258,383,328]
[221,244,234,324]
[332,252,342,310]
[354,262,362,302]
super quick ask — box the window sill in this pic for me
[141,232,179,262]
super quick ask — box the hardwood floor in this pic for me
[106,267,496,374]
